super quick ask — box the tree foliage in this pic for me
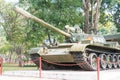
[100,0,120,32]
[0,0,28,65]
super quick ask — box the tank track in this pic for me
[70,52,95,71]
[30,52,95,71]
[70,47,120,71]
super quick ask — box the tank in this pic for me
[14,6,120,71]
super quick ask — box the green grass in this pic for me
[2,63,37,71]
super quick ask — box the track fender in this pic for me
[70,44,88,52]
[29,47,44,54]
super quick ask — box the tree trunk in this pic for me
[82,0,91,33]
[18,54,23,67]
[14,44,24,67]
[91,0,95,32]
[82,0,102,34]
[94,0,101,33]
[8,50,12,63]
[85,10,90,33]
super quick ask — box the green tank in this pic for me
[14,6,120,71]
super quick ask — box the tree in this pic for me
[82,0,120,34]
[113,2,120,32]
[0,0,27,66]
[100,0,120,32]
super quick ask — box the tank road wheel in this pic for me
[88,53,97,70]
[99,54,107,70]
[107,55,112,69]
[112,55,117,68]
[117,55,120,67]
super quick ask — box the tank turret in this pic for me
[14,6,120,71]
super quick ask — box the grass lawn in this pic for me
[2,63,38,71]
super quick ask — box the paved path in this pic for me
[0,76,57,80]
[1,69,120,80]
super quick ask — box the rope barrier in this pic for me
[32,58,39,62]
[28,54,120,68]
[42,58,85,66]
[40,57,101,80]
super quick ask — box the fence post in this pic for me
[39,57,42,78]
[97,57,100,80]
[0,58,3,76]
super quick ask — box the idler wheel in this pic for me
[117,55,120,67]
[107,55,112,69]
[99,54,107,70]
[112,55,117,68]
[88,53,97,70]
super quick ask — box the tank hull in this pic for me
[29,43,120,71]
[41,54,74,62]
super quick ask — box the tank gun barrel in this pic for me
[14,6,71,37]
